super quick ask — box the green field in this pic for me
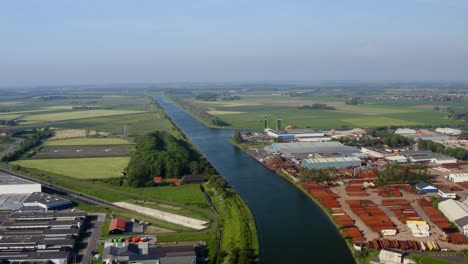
[172,92,466,130]
[13,157,129,179]
[44,137,133,146]
[22,109,145,124]
[0,113,22,120]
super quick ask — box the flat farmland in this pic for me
[0,113,22,120]
[22,109,145,124]
[44,137,133,146]
[180,96,465,129]
[13,157,129,179]
[33,146,132,158]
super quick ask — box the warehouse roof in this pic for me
[109,218,127,232]
[303,157,361,164]
[0,171,36,185]
[272,142,360,157]
[181,174,205,184]
[439,199,468,222]
[455,216,468,228]
[415,182,436,190]
[23,192,72,209]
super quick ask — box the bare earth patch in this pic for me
[0,102,26,106]
[50,129,110,139]
[413,105,449,109]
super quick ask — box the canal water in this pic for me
[156,96,355,264]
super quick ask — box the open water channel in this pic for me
[155,96,355,264]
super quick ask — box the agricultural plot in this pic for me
[22,109,145,124]
[44,137,133,146]
[0,114,23,120]
[179,94,465,129]
[33,146,131,158]
[12,157,129,179]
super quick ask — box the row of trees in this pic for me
[417,139,468,161]
[345,97,364,105]
[1,128,53,162]
[175,99,230,127]
[368,128,414,148]
[298,103,336,110]
[299,168,338,183]
[126,131,216,187]
[377,164,430,184]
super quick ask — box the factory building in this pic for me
[302,157,361,169]
[438,199,468,236]
[403,151,457,164]
[395,128,416,135]
[271,142,361,159]
[414,182,438,194]
[448,173,468,183]
[435,128,462,136]
[0,171,41,194]
[0,211,86,263]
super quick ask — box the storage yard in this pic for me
[240,126,468,260]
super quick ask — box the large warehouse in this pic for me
[448,173,468,183]
[301,157,361,169]
[271,142,361,159]
[438,199,468,236]
[0,171,41,194]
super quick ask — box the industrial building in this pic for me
[0,171,41,194]
[438,189,457,199]
[435,128,462,136]
[414,182,438,194]
[265,128,327,141]
[0,211,86,263]
[448,173,468,183]
[0,192,71,212]
[395,128,416,135]
[403,151,457,164]
[302,157,361,169]
[271,142,361,159]
[438,199,468,236]
[406,133,450,142]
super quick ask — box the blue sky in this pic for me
[1,0,468,86]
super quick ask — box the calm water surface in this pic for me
[156,96,355,264]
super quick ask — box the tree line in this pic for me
[1,129,53,162]
[377,164,430,184]
[125,131,216,187]
[417,138,468,161]
[298,103,336,110]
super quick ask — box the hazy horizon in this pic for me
[1,0,468,86]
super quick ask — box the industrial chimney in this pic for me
[276,117,282,131]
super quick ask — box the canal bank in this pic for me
[156,96,355,264]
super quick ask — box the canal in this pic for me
[156,96,355,264]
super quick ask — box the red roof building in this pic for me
[109,217,127,234]
[166,178,181,186]
[153,176,163,183]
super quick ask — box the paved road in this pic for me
[82,213,106,264]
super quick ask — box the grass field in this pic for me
[13,157,129,179]
[44,137,133,146]
[0,113,22,120]
[22,109,145,124]
[173,94,466,130]
[207,184,259,261]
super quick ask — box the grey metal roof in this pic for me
[23,192,72,208]
[273,142,360,156]
[455,215,468,228]
[0,171,37,185]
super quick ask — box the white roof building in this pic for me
[438,199,468,235]
[0,172,41,195]
[395,128,416,135]
[435,128,462,135]
[448,173,468,183]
